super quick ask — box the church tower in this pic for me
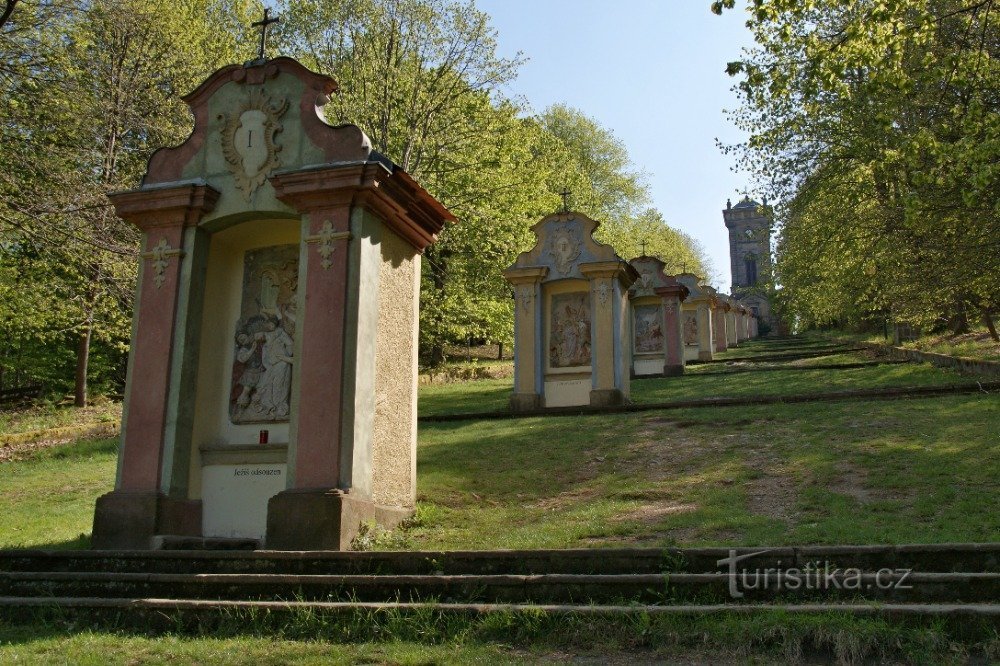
[723,197,774,330]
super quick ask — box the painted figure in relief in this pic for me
[683,312,699,345]
[230,244,299,423]
[550,292,591,368]
[634,305,664,353]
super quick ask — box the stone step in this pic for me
[152,535,260,551]
[1,544,996,576]
[0,596,996,626]
[0,571,995,604]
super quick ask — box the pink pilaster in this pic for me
[109,185,219,492]
[713,305,728,353]
[295,203,351,489]
[655,282,688,376]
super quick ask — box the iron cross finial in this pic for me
[251,8,280,61]
[558,189,571,213]
[640,239,648,256]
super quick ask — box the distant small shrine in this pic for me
[628,256,689,377]
[504,211,637,410]
[675,274,717,362]
[92,53,452,550]
[712,296,730,353]
[725,296,741,347]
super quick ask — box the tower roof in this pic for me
[733,197,759,210]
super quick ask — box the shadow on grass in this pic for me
[413,395,1000,549]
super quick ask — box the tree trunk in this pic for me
[74,325,92,407]
[498,342,503,360]
[950,300,970,335]
[982,307,1000,342]
[74,272,99,407]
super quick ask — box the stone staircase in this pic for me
[0,543,997,628]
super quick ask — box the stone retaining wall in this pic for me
[860,342,1000,379]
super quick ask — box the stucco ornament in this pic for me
[141,237,184,289]
[636,269,655,295]
[546,223,581,276]
[304,220,351,269]
[664,300,676,314]
[220,87,289,200]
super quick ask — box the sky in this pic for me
[474,0,756,292]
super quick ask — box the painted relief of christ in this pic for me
[230,244,299,424]
[549,292,591,368]
[683,312,699,346]
[634,305,664,353]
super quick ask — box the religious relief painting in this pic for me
[683,312,699,346]
[230,244,299,424]
[549,292,591,368]
[634,305,664,353]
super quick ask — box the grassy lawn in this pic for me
[3,613,992,665]
[0,438,115,550]
[0,400,120,438]
[0,630,518,665]
[0,344,997,662]
[3,346,996,552]
[419,377,513,416]
[418,353,980,416]
[402,393,999,550]
[634,360,973,403]
[899,328,1000,362]
[4,393,996,553]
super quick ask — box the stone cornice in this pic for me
[654,284,689,301]
[270,162,453,252]
[503,266,549,284]
[108,183,221,231]
[580,260,639,288]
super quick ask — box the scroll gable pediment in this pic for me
[506,211,623,283]
[141,57,376,222]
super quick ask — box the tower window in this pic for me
[745,254,758,286]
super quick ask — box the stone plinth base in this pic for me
[663,364,685,377]
[589,389,626,408]
[698,351,714,361]
[510,393,544,412]
[265,489,411,551]
[92,491,201,550]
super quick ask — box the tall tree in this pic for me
[0,0,261,402]
[715,0,1000,332]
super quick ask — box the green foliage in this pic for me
[278,1,709,363]
[717,0,1000,332]
[2,0,712,386]
[0,0,262,398]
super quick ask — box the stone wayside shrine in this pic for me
[627,256,689,377]
[725,295,741,348]
[91,54,453,550]
[711,297,729,354]
[675,273,717,362]
[504,211,638,410]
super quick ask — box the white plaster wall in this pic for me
[633,358,663,376]
[201,463,286,539]
[544,377,592,407]
[188,219,299,499]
